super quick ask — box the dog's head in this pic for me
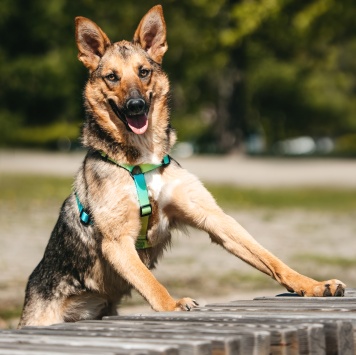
[75,5,169,138]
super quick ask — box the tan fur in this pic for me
[18,5,345,329]
[19,298,64,327]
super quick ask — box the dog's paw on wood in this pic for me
[174,298,199,311]
[300,279,346,297]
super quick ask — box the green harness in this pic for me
[76,151,171,250]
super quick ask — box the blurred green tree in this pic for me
[0,0,355,153]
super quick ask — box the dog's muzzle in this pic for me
[126,98,146,116]
[109,97,150,135]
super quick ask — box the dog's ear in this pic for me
[133,5,167,64]
[75,17,111,71]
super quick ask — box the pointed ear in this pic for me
[75,16,111,71]
[133,5,168,64]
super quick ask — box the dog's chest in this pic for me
[146,170,165,200]
[145,170,173,240]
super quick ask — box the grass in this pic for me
[0,306,22,321]
[1,173,355,212]
[0,174,72,208]
[294,254,356,268]
[288,254,355,286]
[207,184,356,211]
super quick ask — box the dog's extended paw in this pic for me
[174,297,199,311]
[300,279,346,297]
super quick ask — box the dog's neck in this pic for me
[81,109,176,165]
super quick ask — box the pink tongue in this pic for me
[126,115,148,135]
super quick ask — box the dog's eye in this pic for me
[139,68,150,78]
[105,73,118,82]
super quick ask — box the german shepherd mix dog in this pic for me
[19,5,345,327]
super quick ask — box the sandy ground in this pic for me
[0,150,355,327]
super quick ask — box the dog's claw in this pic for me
[322,280,346,297]
[334,283,345,297]
[300,279,346,297]
[175,297,199,312]
[323,284,332,297]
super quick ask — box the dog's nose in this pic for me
[126,98,146,115]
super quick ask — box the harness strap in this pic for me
[100,151,170,249]
[75,193,92,225]
[75,152,170,250]
[101,152,170,174]
[131,171,151,249]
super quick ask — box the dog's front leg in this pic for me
[167,170,345,297]
[102,237,198,311]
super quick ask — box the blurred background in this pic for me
[0,0,356,328]
[1,0,356,155]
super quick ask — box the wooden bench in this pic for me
[0,288,355,354]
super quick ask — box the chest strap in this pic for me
[76,153,170,249]
[101,152,170,249]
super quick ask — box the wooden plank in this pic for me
[0,342,147,355]
[82,319,324,355]
[255,288,356,300]
[0,333,179,355]
[1,289,354,354]
[293,323,325,355]
[20,321,271,355]
[198,298,356,355]
[105,310,356,323]
[13,327,240,355]
[251,297,356,303]
[83,318,326,355]
[322,320,354,355]
[0,332,210,355]
[104,312,355,355]
[15,324,268,355]
[66,321,271,354]
[71,318,298,355]
[201,300,356,312]
[343,288,356,297]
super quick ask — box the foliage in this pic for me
[9,122,80,150]
[334,133,356,156]
[0,0,356,153]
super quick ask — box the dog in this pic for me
[18,5,345,328]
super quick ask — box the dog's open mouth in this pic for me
[126,114,149,135]
[108,99,149,135]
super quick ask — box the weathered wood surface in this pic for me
[0,288,355,355]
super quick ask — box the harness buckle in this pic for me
[162,155,170,166]
[79,210,91,225]
[140,204,152,217]
[132,166,142,175]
